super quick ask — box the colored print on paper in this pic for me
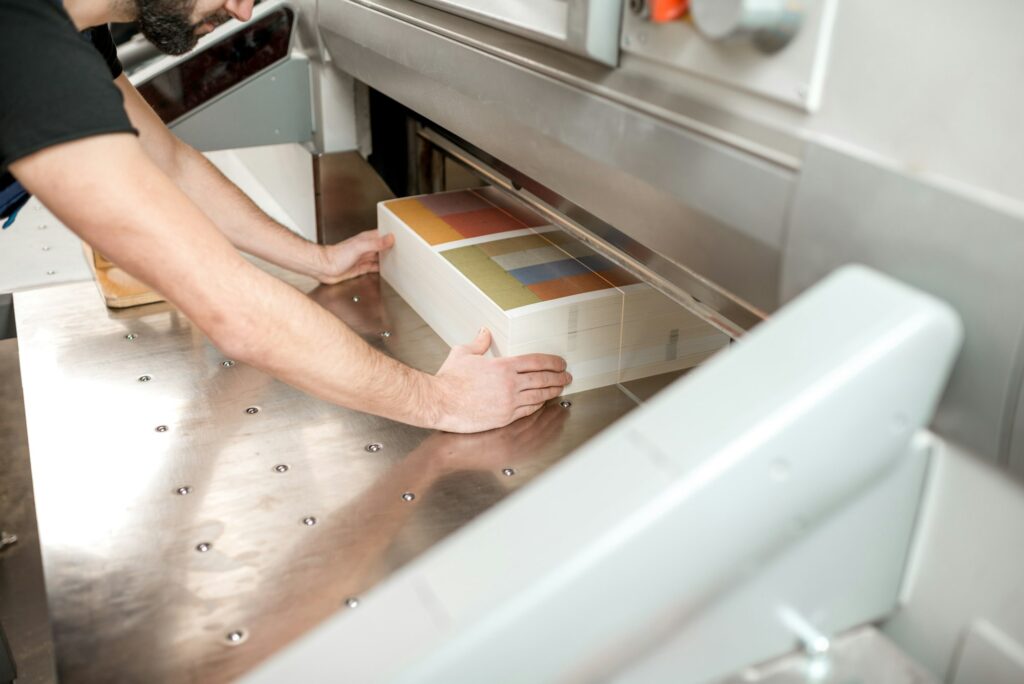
[383,188,548,246]
[441,232,638,310]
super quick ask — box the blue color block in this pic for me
[508,258,591,285]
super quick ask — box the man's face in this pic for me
[136,0,255,56]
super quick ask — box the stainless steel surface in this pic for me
[320,0,797,316]
[15,264,641,682]
[715,626,936,684]
[338,0,804,167]
[169,57,315,153]
[413,0,623,66]
[781,141,1024,470]
[618,367,690,403]
[0,339,58,684]
[417,126,760,336]
[314,151,396,245]
[0,532,17,552]
[622,0,831,108]
[0,199,93,297]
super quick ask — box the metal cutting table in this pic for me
[14,258,644,682]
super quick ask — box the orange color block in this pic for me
[387,199,463,245]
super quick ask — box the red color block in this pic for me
[443,208,528,238]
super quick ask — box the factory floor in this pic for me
[0,337,57,683]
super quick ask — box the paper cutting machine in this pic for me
[11,1,1024,682]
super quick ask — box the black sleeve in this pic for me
[0,0,137,173]
[88,24,125,79]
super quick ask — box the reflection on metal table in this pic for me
[13,261,641,682]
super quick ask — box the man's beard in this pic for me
[136,0,229,56]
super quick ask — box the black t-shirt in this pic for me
[0,0,137,214]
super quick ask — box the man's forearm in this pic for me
[115,74,329,280]
[218,255,445,427]
[169,142,328,279]
[11,133,448,428]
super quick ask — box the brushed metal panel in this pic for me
[14,264,638,682]
[314,151,396,245]
[781,142,1024,463]
[170,58,314,153]
[0,199,92,295]
[318,0,796,313]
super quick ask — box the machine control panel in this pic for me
[622,0,835,111]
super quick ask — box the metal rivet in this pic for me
[176,486,192,496]
[125,333,138,341]
[245,406,259,415]
[379,330,391,338]
[138,375,152,383]
[41,245,50,251]
[221,360,235,368]
[345,597,360,608]
[155,425,168,433]
[352,296,360,303]
[46,270,56,275]
[225,630,246,644]
[0,531,18,551]
[559,400,572,408]
[502,468,515,477]
[302,516,317,527]
[196,542,212,553]
[365,442,382,453]
[274,464,289,473]
[401,492,415,502]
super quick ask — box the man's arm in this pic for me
[113,74,378,283]
[10,133,571,432]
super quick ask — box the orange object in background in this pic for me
[650,0,689,23]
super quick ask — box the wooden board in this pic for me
[379,188,729,394]
[81,242,164,309]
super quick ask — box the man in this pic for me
[0,0,572,433]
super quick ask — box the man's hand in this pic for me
[315,230,395,285]
[431,328,572,433]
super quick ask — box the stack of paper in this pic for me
[378,187,728,394]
